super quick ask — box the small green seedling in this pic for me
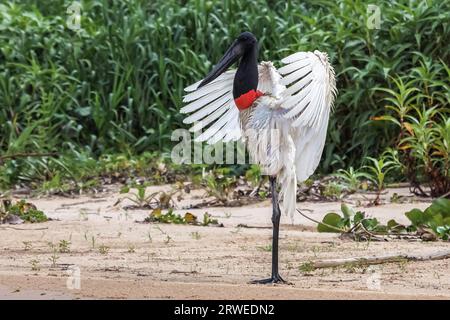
[29,259,40,271]
[190,231,201,240]
[299,262,315,273]
[98,245,110,255]
[23,241,32,251]
[58,240,71,253]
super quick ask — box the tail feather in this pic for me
[278,170,297,221]
[278,134,297,220]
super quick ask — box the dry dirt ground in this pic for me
[0,185,449,300]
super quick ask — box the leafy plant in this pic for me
[119,183,181,209]
[145,208,191,224]
[49,250,59,268]
[0,199,48,223]
[363,156,396,205]
[120,185,160,208]
[317,200,450,241]
[318,203,386,236]
[202,212,219,226]
[257,244,272,252]
[374,57,450,197]
[98,245,110,255]
[405,198,450,240]
[203,168,238,205]
[144,208,220,227]
[58,240,71,253]
[29,259,40,271]
[1,0,448,190]
[334,167,370,192]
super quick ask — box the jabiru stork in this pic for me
[181,32,337,284]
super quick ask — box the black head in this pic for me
[236,31,257,50]
[198,32,258,88]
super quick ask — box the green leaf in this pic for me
[138,186,146,200]
[318,213,343,233]
[354,211,365,224]
[341,203,355,219]
[362,218,380,231]
[405,208,425,226]
[387,219,406,232]
[432,198,450,217]
[428,214,444,231]
[120,186,130,194]
[370,115,401,126]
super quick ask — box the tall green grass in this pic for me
[0,0,449,188]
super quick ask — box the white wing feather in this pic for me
[181,70,239,144]
[278,50,337,182]
[181,62,283,145]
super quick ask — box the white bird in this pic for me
[180,32,337,283]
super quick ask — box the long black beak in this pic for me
[198,40,244,88]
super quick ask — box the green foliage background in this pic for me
[0,0,449,189]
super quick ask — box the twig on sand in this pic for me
[310,250,450,269]
[319,279,358,283]
[236,224,271,229]
[0,226,49,231]
[57,198,108,209]
[170,270,198,274]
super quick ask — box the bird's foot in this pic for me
[250,274,291,285]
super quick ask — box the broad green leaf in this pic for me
[341,203,355,219]
[432,198,450,217]
[354,211,365,224]
[318,213,343,233]
[405,208,425,226]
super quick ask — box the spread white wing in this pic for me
[181,70,239,145]
[278,50,337,182]
[181,64,281,145]
[180,50,336,219]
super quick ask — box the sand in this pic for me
[0,185,448,299]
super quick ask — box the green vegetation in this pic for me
[145,208,220,226]
[0,0,448,196]
[145,208,190,224]
[0,199,48,223]
[317,203,384,234]
[363,156,396,204]
[98,244,110,255]
[29,259,40,271]
[405,198,450,240]
[375,70,450,197]
[334,167,370,192]
[318,199,450,241]
[58,239,71,253]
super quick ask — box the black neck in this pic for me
[233,44,258,99]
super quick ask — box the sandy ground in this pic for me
[0,185,449,300]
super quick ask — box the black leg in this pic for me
[250,176,288,284]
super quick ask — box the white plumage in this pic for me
[181,50,337,219]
